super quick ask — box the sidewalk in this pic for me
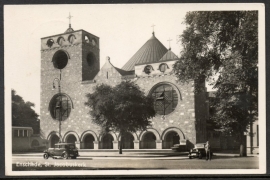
[12,150,256,158]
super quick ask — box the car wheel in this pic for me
[189,156,191,159]
[43,153,49,159]
[199,153,202,159]
[62,153,68,159]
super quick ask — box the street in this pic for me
[12,152,259,170]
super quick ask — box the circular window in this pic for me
[151,84,178,115]
[144,65,153,74]
[49,94,72,121]
[47,39,54,48]
[52,50,69,69]
[159,63,168,73]
[57,37,65,46]
[87,52,96,66]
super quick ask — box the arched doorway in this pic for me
[101,134,113,149]
[141,132,156,149]
[122,132,134,149]
[66,134,77,144]
[50,134,59,148]
[163,131,180,149]
[83,134,95,149]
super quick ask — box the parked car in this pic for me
[188,143,213,159]
[43,143,79,159]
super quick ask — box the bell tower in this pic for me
[40,18,100,141]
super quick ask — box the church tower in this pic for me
[40,16,100,147]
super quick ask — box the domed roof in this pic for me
[159,48,179,61]
[122,32,167,71]
[65,25,74,33]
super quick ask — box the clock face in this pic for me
[151,84,178,115]
[49,94,72,121]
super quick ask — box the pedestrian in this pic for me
[205,141,211,161]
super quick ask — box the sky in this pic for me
[4,4,264,115]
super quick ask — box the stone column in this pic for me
[75,141,81,149]
[93,141,99,150]
[156,140,162,149]
[133,140,140,149]
[113,141,118,149]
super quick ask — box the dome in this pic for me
[122,32,167,71]
[65,27,74,33]
[65,24,74,33]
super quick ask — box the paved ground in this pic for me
[12,151,259,170]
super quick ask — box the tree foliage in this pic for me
[85,81,156,153]
[12,89,40,134]
[173,11,258,152]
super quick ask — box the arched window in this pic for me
[92,38,97,46]
[68,34,76,44]
[57,37,65,46]
[49,94,72,121]
[151,84,178,115]
[52,50,69,69]
[84,35,90,43]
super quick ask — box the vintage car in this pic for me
[188,143,213,159]
[43,143,79,159]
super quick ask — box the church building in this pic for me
[40,22,209,150]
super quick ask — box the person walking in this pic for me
[205,141,211,161]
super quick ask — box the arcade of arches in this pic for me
[48,128,186,149]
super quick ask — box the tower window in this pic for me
[49,94,72,121]
[46,39,54,48]
[84,35,90,43]
[57,37,65,46]
[92,38,97,46]
[52,50,69,69]
[68,34,76,44]
[87,52,96,66]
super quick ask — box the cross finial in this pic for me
[67,12,73,28]
[167,38,172,49]
[151,24,155,33]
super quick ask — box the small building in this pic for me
[12,126,47,152]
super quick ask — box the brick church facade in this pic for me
[40,25,208,150]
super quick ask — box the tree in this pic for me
[85,81,156,154]
[173,11,258,156]
[12,89,40,134]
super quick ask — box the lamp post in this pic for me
[53,78,62,143]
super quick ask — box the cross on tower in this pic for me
[151,24,155,33]
[167,38,172,49]
[67,12,73,28]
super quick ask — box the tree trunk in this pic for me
[119,132,123,154]
[239,134,247,157]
